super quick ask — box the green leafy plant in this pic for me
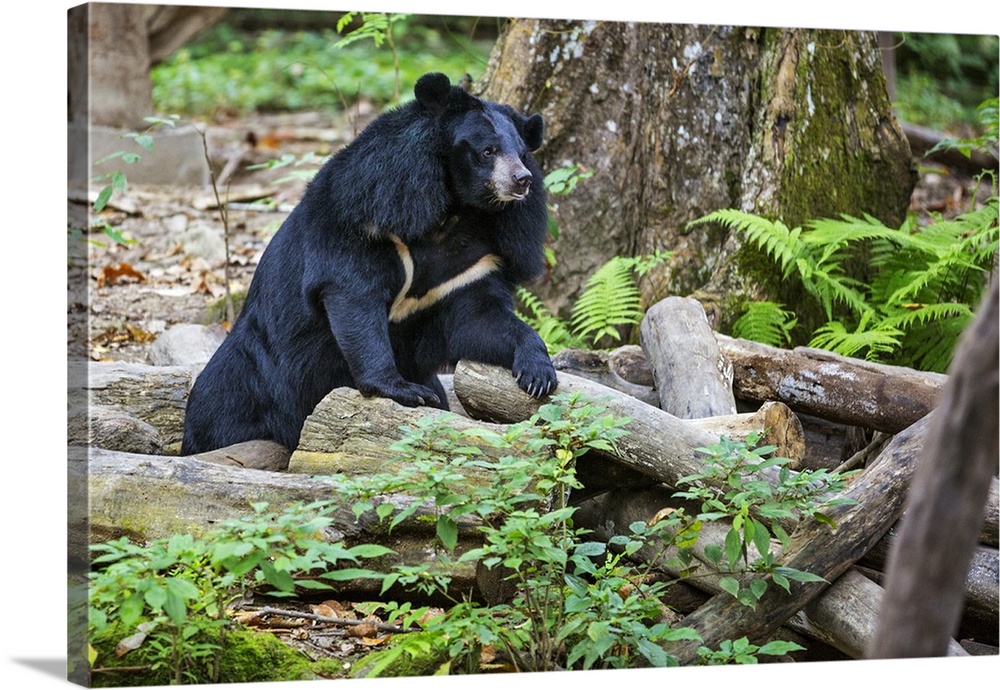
[673,433,856,609]
[85,116,178,248]
[335,12,410,103]
[697,636,805,665]
[87,501,389,685]
[341,393,711,673]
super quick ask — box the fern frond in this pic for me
[900,314,972,373]
[878,301,974,332]
[731,302,798,347]
[690,210,804,276]
[799,213,900,265]
[799,264,871,320]
[808,318,903,361]
[570,257,644,346]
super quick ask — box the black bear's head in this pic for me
[414,73,545,211]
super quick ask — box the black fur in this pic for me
[181,73,555,454]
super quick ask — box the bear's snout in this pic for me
[490,156,533,201]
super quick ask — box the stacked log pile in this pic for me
[71,288,998,662]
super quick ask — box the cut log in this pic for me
[715,335,945,434]
[639,296,737,418]
[871,280,999,659]
[661,413,931,664]
[73,446,480,595]
[686,401,805,468]
[70,361,194,450]
[292,388,509,479]
[552,348,660,406]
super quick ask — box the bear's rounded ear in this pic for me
[415,73,451,113]
[522,113,545,151]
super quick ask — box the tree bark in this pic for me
[871,281,999,659]
[85,3,154,129]
[717,335,946,434]
[480,21,913,330]
[145,5,228,65]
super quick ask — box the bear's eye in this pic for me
[482,146,497,158]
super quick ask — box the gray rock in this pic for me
[150,323,226,369]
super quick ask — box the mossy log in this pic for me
[72,444,482,596]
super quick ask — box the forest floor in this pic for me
[69,109,993,367]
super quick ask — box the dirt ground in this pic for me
[69,109,991,366]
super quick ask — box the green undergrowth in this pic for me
[87,393,857,682]
[152,17,492,116]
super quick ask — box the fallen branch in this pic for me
[453,361,755,489]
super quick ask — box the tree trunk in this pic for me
[871,281,999,658]
[145,5,228,65]
[479,21,913,331]
[84,3,154,129]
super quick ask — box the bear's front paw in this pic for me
[362,379,441,408]
[512,352,558,399]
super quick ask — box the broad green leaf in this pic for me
[436,515,459,551]
[719,576,740,598]
[93,186,113,213]
[758,639,806,655]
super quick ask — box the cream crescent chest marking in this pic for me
[388,234,502,323]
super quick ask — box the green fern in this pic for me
[691,196,997,372]
[569,257,647,345]
[808,316,904,362]
[731,302,797,347]
[518,252,670,353]
[516,287,583,354]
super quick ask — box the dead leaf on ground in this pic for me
[95,262,146,288]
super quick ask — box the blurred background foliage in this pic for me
[892,31,999,133]
[151,12,499,115]
[150,10,998,138]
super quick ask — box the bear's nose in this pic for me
[513,170,532,193]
